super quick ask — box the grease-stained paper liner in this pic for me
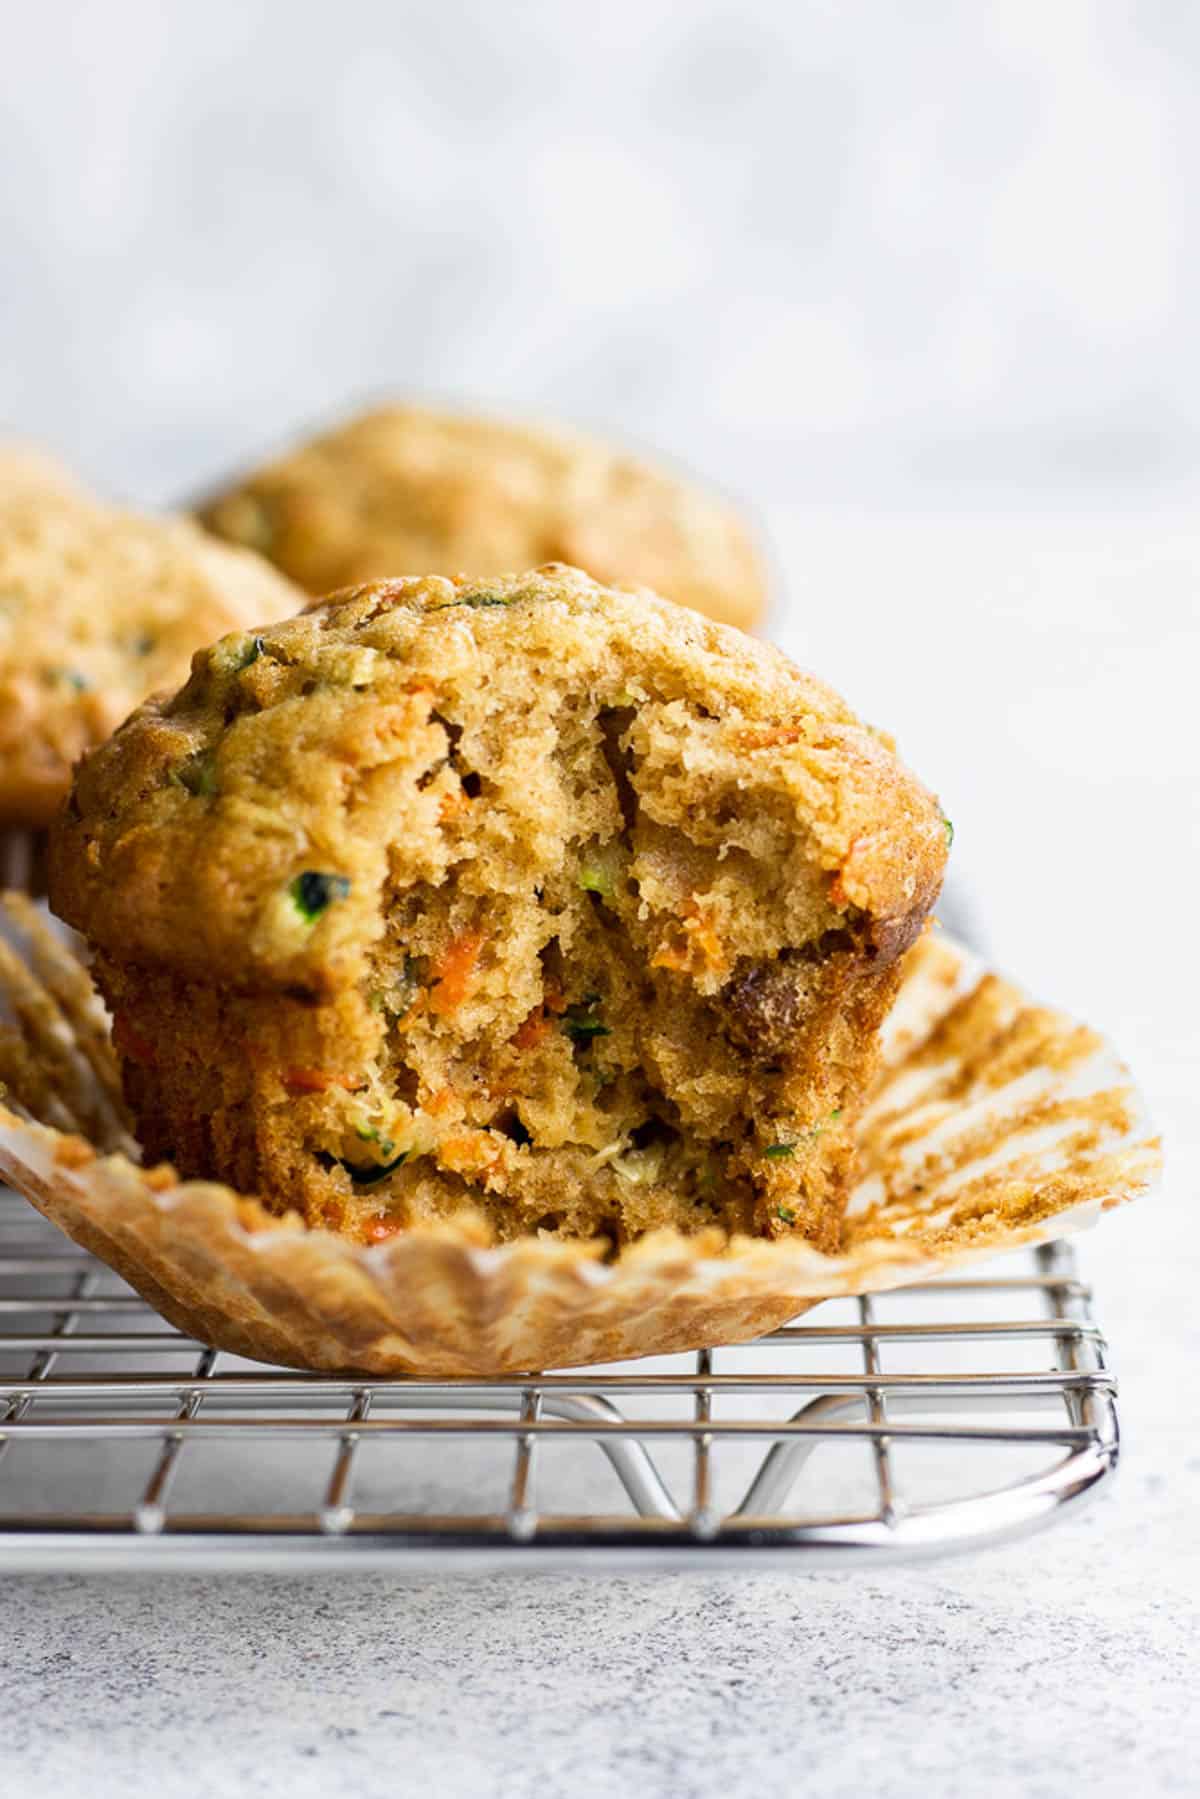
[0,897,1161,1374]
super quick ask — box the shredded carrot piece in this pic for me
[649,899,728,977]
[437,787,473,824]
[421,1084,458,1117]
[281,1067,367,1095]
[511,1007,552,1052]
[396,992,427,1031]
[510,977,569,1050]
[428,929,484,1016]
[438,1131,504,1177]
[734,723,805,752]
[364,1216,403,1244]
[829,835,866,910]
[112,1013,156,1067]
[649,937,690,973]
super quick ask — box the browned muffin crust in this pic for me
[0,449,304,828]
[51,567,948,1253]
[196,404,769,631]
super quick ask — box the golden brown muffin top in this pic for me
[52,565,948,998]
[0,449,304,828]
[196,404,769,632]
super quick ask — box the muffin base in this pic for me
[0,926,1160,1375]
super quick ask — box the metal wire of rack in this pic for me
[0,1188,1117,1570]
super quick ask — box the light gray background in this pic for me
[4,0,1200,508]
[2,5,1198,1797]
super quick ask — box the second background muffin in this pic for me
[196,402,769,633]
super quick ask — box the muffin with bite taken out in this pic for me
[50,566,948,1254]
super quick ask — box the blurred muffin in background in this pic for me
[0,449,303,868]
[196,404,769,632]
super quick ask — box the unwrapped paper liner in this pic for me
[0,895,1161,1374]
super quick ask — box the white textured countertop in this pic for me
[2,505,1197,1798]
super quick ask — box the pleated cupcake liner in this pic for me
[0,901,1161,1374]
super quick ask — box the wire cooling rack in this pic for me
[0,1188,1117,1570]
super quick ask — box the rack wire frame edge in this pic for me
[0,1190,1117,1571]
